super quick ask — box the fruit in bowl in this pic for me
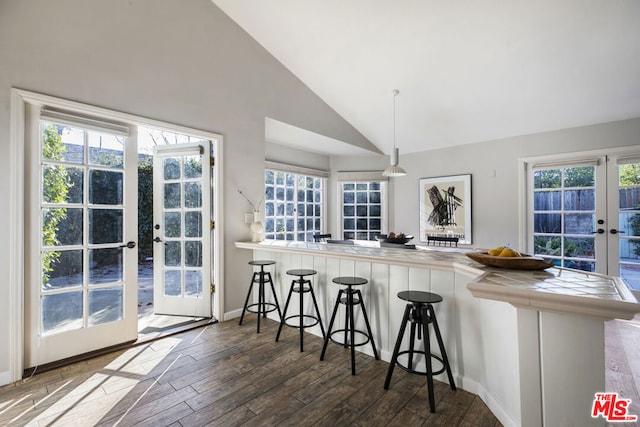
[487,245,521,257]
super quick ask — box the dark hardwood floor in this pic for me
[0,316,501,426]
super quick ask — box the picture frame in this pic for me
[419,174,472,244]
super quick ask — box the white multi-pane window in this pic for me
[340,181,385,240]
[264,170,324,241]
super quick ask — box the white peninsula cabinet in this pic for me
[235,240,639,427]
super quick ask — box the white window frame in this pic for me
[337,171,388,241]
[263,162,328,242]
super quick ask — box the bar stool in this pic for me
[320,276,379,375]
[275,269,325,352]
[384,290,456,413]
[239,260,282,333]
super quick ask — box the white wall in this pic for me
[330,117,640,249]
[0,0,373,381]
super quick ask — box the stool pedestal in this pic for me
[276,269,325,352]
[384,290,456,413]
[239,260,282,333]
[320,276,379,375]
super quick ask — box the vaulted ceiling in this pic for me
[212,1,640,155]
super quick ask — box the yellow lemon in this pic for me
[488,246,504,256]
[499,248,521,257]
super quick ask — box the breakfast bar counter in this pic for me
[235,240,639,427]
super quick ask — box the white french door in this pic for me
[25,109,138,368]
[607,153,640,296]
[526,149,640,294]
[153,142,212,317]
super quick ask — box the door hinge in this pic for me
[210,283,215,294]
[210,220,215,230]
[210,157,215,167]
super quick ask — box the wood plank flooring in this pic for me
[604,314,640,427]
[0,316,501,426]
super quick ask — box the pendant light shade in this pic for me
[382,89,407,177]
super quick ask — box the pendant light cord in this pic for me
[393,89,399,150]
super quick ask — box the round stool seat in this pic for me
[332,276,368,286]
[397,290,443,305]
[249,260,275,267]
[286,269,317,277]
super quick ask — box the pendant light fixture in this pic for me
[382,89,407,177]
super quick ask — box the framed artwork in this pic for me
[419,174,472,244]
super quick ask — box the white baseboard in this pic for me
[457,375,520,427]
[223,308,244,321]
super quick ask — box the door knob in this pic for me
[610,229,626,235]
[119,241,136,249]
[153,236,162,243]
[591,229,605,234]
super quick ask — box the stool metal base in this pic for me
[239,261,282,333]
[384,295,456,413]
[276,269,325,352]
[320,278,379,375]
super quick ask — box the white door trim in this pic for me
[7,88,224,384]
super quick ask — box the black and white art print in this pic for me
[419,174,472,244]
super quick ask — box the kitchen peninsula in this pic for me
[235,240,639,427]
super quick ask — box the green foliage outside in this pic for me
[138,156,154,261]
[42,124,71,282]
[620,163,640,257]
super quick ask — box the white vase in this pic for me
[250,211,264,242]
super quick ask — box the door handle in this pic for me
[119,241,136,249]
[153,236,163,243]
[610,229,626,235]
[591,229,605,234]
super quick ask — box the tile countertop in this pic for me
[235,240,640,320]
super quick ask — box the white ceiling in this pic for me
[212,0,640,155]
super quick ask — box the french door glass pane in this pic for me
[184,155,202,178]
[43,249,83,289]
[42,208,83,246]
[184,182,202,208]
[42,124,84,164]
[89,170,123,204]
[42,291,83,333]
[88,286,123,326]
[185,271,202,296]
[42,166,84,203]
[89,248,123,285]
[164,183,181,208]
[164,158,181,180]
[165,212,181,238]
[88,132,124,168]
[165,241,181,266]
[532,166,596,271]
[187,219,202,257]
[185,241,202,267]
[89,209,123,244]
[164,270,181,296]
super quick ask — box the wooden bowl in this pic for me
[465,251,554,270]
[377,234,413,244]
